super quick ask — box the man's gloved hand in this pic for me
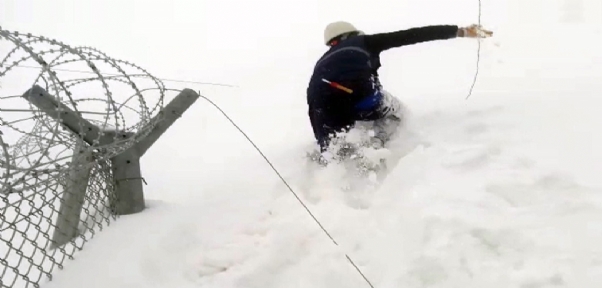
[458,24,493,38]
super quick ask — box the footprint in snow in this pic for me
[485,171,602,211]
[463,123,489,135]
[465,105,504,118]
[441,144,502,171]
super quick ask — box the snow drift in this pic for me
[3,0,599,287]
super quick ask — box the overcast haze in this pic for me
[2,0,602,287]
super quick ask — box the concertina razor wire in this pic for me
[0,27,190,288]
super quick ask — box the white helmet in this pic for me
[323,21,364,45]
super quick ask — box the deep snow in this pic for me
[2,0,602,287]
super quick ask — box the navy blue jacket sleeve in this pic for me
[364,25,459,54]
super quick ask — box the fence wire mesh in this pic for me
[0,27,172,287]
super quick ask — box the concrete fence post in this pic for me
[21,85,200,217]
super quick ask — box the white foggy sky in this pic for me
[1,0,600,93]
[1,0,488,88]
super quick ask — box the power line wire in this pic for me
[13,64,238,88]
[466,0,483,100]
[196,91,375,288]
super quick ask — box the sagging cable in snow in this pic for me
[466,0,483,100]
[198,91,375,288]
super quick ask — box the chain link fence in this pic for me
[0,27,192,287]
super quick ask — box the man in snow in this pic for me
[306,21,493,156]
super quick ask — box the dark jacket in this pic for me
[307,25,459,151]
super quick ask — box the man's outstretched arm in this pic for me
[364,25,460,54]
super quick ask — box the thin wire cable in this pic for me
[196,91,375,288]
[13,64,238,88]
[466,0,482,100]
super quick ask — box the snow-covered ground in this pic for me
[2,0,602,287]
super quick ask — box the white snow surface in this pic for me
[3,0,602,287]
